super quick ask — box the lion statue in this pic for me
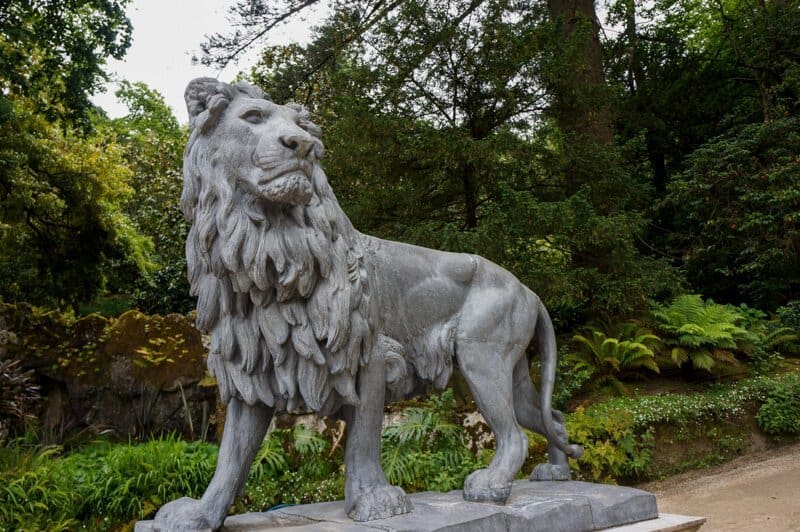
[152,78,583,531]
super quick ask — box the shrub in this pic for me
[242,423,344,510]
[552,349,594,409]
[663,118,800,309]
[380,390,481,492]
[777,301,800,331]
[0,435,216,531]
[737,304,798,372]
[756,375,800,435]
[566,406,653,482]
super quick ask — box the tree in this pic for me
[0,97,151,308]
[543,0,613,196]
[663,118,800,309]
[0,0,132,125]
[102,82,193,313]
[212,0,675,322]
[604,0,799,308]
[606,0,798,195]
[248,1,550,233]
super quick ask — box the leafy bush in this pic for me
[756,375,800,435]
[737,305,798,372]
[241,423,344,511]
[651,294,757,371]
[777,301,800,331]
[552,349,594,409]
[663,118,800,309]
[566,406,653,482]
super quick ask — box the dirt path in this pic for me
[638,442,800,531]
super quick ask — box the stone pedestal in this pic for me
[136,480,705,531]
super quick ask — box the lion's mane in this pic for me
[181,79,374,414]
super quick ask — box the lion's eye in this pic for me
[241,109,264,124]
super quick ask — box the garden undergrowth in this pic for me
[1,375,798,531]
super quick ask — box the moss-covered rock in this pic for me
[0,303,216,442]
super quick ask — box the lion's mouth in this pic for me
[251,171,313,205]
[257,169,309,186]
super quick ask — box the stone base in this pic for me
[137,480,705,532]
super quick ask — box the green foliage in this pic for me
[381,390,480,492]
[663,119,800,309]
[0,435,216,531]
[552,349,594,409]
[756,375,800,436]
[651,295,757,371]
[0,97,153,309]
[0,440,80,531]
[0,359,40,441]
[571,373,800,481]
[243,2,680,324]
[0,0,132,125]
[241,423,343,511]
[566,406,653,482]
[568,324,660,395]
[101,81,192,314]
[777,301,800,332]
[736,304,798,372]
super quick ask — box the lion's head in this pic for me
[181,78,372,414]
[184,79,323,206]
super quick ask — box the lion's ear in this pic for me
[185,77,222,132]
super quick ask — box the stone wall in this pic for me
[0,304,217,443]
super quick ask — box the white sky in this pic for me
[91,0,327,124]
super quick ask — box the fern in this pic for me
[291,424,328,456]
[380,390,479,492]
[567,325,661,395]
[652,295,758,371]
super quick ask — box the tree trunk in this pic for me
[461,161,478,229]
[547,0,613,157]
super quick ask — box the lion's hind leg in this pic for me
[458,339,529,504]
[512,358,572,481]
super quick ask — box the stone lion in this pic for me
[152,78,583,531]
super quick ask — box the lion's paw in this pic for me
[347,484,413,522]
[152,497,217,532]
[530,462,571,481]
[462,468,511,504]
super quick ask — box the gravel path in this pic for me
[638,442,800,531]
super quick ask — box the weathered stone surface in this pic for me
[0,303,214,441]
[151,77,586,530]
[137,480,665,532]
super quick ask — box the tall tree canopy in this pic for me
[0,99,150,307]
[0,0,132,124]
[198,0,679,323]
[102,82,192,313]
[0,0,150,309]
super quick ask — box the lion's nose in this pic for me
[279,134,313,158]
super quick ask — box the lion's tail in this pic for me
[536,299,584,459]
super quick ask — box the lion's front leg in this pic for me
[343,353,413,522]
[153,398,273,531]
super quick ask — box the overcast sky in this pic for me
[91,0,327,123]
